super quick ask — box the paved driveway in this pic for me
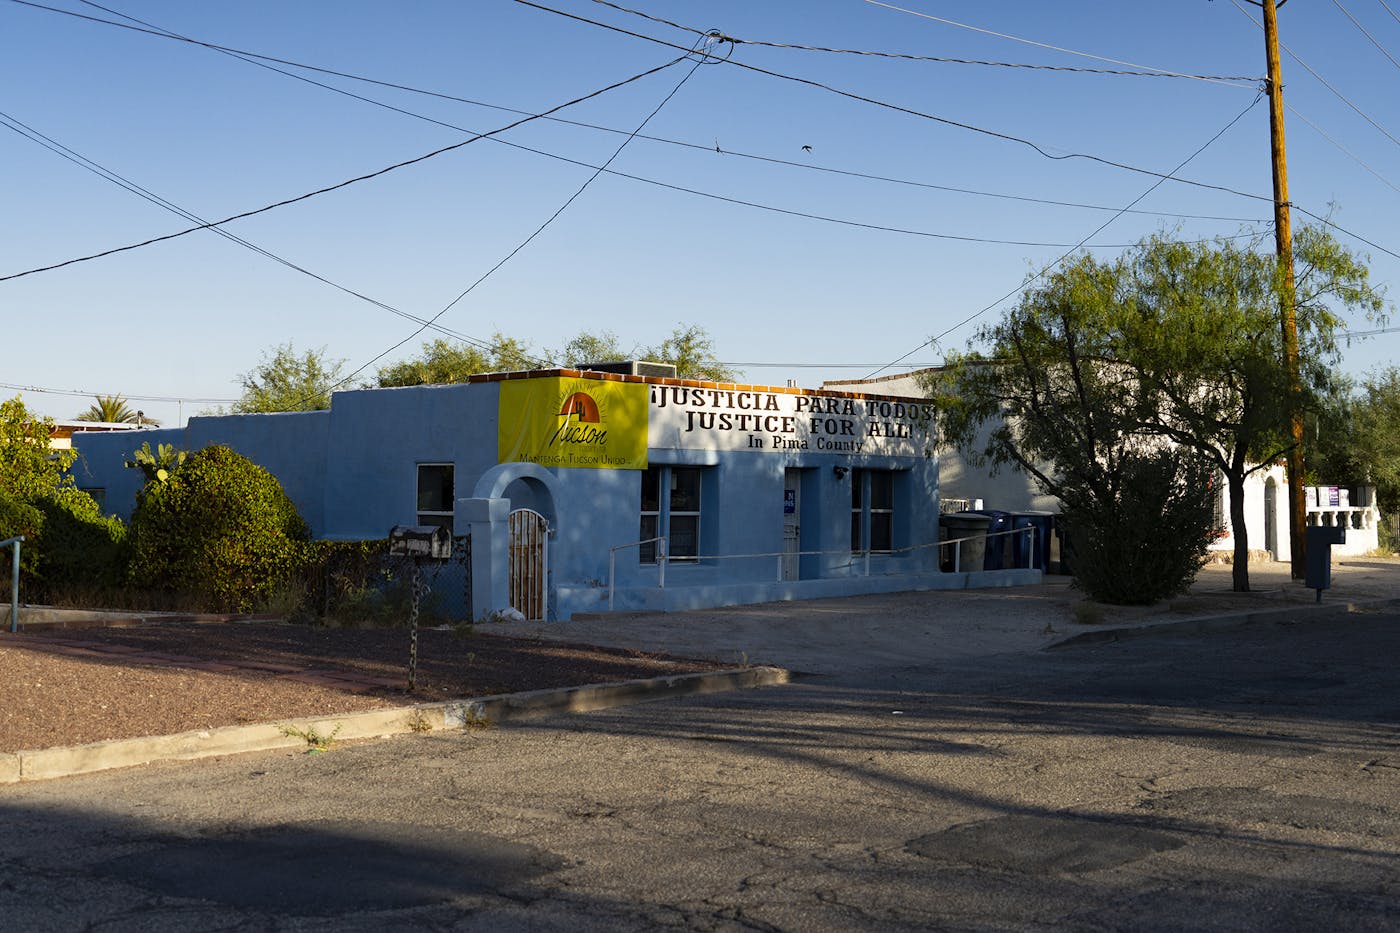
[488,561,1400,678]
[4,586,1400,930]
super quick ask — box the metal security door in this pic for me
[782,469,801,581]
[509,509,548,621]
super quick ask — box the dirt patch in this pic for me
[0,622,729,753]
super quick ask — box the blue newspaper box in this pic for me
[1304,524,1345,599]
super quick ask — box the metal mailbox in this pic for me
[388,524,453,560]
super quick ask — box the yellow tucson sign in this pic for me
[498,377,648,469]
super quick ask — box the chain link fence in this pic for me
[297,535,472,626]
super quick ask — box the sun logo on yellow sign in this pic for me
[558,391,600,423]
[550,390,608,447]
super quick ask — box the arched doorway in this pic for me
[472,462,560,621]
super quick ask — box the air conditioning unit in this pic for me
[576,360,678,378]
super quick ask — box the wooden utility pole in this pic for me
[1258,0,1306,579]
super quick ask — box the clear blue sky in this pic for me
[4,0,1398,426]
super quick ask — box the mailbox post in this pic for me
[388,526,453,691]
[3,535,22,633]
[1304,524,1345,602]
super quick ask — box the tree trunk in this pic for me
[1228,469,1250,592]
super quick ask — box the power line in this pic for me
[1339,323,1400,337]
[15,0,1262,226]
[719,362,938,370]
[1292,203,1400,262]
[527,0,1400,264]
[859,0,1258,89]
[511,0,1278,207]
[0,110,518,355]
[0,381,235,404]
[1331,0,1400,71]
[328,49,711,396]
[1229,0,1400,151]
[865,89,1269,378]
[56,2,541,360]
[1382,0,1400,27]
[1285,104,1400,196]
[64,8,1176,249]
[584,0,1262,82]
[1226,2,1400,260]
[1,27,1260,285]
[0,56,687,284]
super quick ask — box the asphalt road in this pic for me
[4,606,1400,931]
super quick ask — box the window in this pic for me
[640,465,702,563]
[1211,471,1227,534]
[851,469,895,553]
[640,467,661,562]
[417,463,454,532]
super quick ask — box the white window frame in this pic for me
[851,468,896,553]
[640,465,702,563]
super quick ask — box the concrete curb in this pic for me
[0,665,790,784]
[1045,596,1400,651]
[1,610,281,632]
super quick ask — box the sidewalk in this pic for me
[483,560,1400,676]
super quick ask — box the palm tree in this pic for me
[74,395,159,426]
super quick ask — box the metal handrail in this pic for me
[603,525,1038,609]
[608,536,667,611]
[2,535,23,633]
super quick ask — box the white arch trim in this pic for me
[471,462,561,529]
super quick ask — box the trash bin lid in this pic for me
[940,512,993,529]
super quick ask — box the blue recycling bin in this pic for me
[1010,511,1056,571]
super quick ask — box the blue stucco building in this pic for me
[72,369,1038,620]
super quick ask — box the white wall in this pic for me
[1209,464,1380,559]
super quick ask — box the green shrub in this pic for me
[0,490,44,586]
[0,487,125,600]
[1061,449,1214,605]
[28,488,127,596]
[127,445,310,612]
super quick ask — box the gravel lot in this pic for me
[0,623,727,753]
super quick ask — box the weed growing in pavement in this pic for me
[278,722,343,753]
[407,710,433,734]
[460,705,495,731]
